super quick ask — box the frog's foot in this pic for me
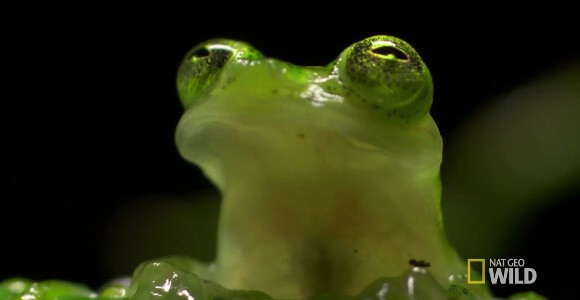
[0,263,546,300]
[125,257,514,300]
[128,257,272,300]
[132,255,216,280]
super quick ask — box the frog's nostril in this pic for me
[190,47,210,59]
[371,46,409,61]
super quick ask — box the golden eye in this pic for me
[370,46,409,61]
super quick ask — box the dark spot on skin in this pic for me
[409,259,430,268]
[218,77,237,90]
[297,133,305,139]
[272,89,278,94]
[372,104,380,110]
[342,86,355,96]
[353,249,358,253]
[449,284,471,296]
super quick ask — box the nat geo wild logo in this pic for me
[467,258,537,285]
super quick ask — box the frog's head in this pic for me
[176,35,432,125]
[174,37,471,299]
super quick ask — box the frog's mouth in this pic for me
[175,94,442,190]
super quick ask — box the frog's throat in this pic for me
[174,95,473,297]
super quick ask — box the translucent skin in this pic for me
[0,36,547,300]
[175,36,490,298]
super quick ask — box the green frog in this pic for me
[173,35,485,299]
[1,36,546,300]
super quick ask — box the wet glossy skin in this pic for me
[174,35,490,298]
[0,36,549,300]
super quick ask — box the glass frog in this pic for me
[0,36,547,300]
[173,35,488,299]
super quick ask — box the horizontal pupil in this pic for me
[371,46,408,60]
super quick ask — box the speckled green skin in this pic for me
[339,36,433,123]
[174,35,489,298]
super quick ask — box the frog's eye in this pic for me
[369,45,409,61]
[338,35,433,124]
[177,39,263,109]
[185,44,232,69]
[188,47,210,59]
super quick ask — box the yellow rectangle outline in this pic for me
[467,259,486,284]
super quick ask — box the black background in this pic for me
[3,2,579,299]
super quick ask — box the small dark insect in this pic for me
[409,258,430,268]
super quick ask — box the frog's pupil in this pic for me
[190,47,210,59]
[371,46,409,61]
